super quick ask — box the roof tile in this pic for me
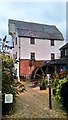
[9,19,64,40]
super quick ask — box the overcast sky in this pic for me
[0,2,66,44]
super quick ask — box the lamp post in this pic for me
[47,74,52,109]
[49,84,52,109]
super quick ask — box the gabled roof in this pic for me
[8,19,64,40]
[59,43,68,50]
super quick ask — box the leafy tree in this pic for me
[1,53,16,115]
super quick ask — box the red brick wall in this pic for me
[20,60,30,76]
[20,59,44,76]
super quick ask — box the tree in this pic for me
[1,53,16,115]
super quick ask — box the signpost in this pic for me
[49,85,52,109]
[47,74,50,85]
[5,94,13,104]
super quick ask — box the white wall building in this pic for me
[8,19,64,80]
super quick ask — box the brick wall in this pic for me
[20,59,44,77]
[20,60,30,76]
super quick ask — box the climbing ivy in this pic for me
[53,74,67,106]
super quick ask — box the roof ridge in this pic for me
[9,19,55,27]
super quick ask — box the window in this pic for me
[30,37,35,44]
[51,40,54,46]
[15,37,17,45]
[51,53,55,60]
[13,53,17,60]
[13,41,14,48]
[16,52,17,59]
[65,49,66,56]
[13,54,16,60]
[15,68,17,75]
[66,49,68,56]
[31,52,35,60]
[60,50,63,58]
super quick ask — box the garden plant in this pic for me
[53,72,68,110]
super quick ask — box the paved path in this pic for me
[4,82,67,119]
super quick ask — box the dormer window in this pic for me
[30,37,35,44]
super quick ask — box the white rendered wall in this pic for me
[20,37,63,60]
[12,36,64,79]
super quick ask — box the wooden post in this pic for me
[47,74,50,85]
[49,85,52,109]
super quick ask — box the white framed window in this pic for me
[51,53,55,60]
[51,40,54,46]
[31,52,35,60]
[30,37,35,44]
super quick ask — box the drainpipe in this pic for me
[19,37,20,81]
[54,65,57,74]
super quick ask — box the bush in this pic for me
[53,75,67,106]
[61,81,68,110]
[1,54,16,115]
[53,74,60,87]
[40,79,47,90]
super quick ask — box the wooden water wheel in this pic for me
[31,64,54,79]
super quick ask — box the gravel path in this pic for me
[4,82,67,119]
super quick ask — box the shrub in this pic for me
[61,81,68,110]
[53,75,67,106]
[40,79,47,90]
[1,53,16,115]
[53,74,60,87]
